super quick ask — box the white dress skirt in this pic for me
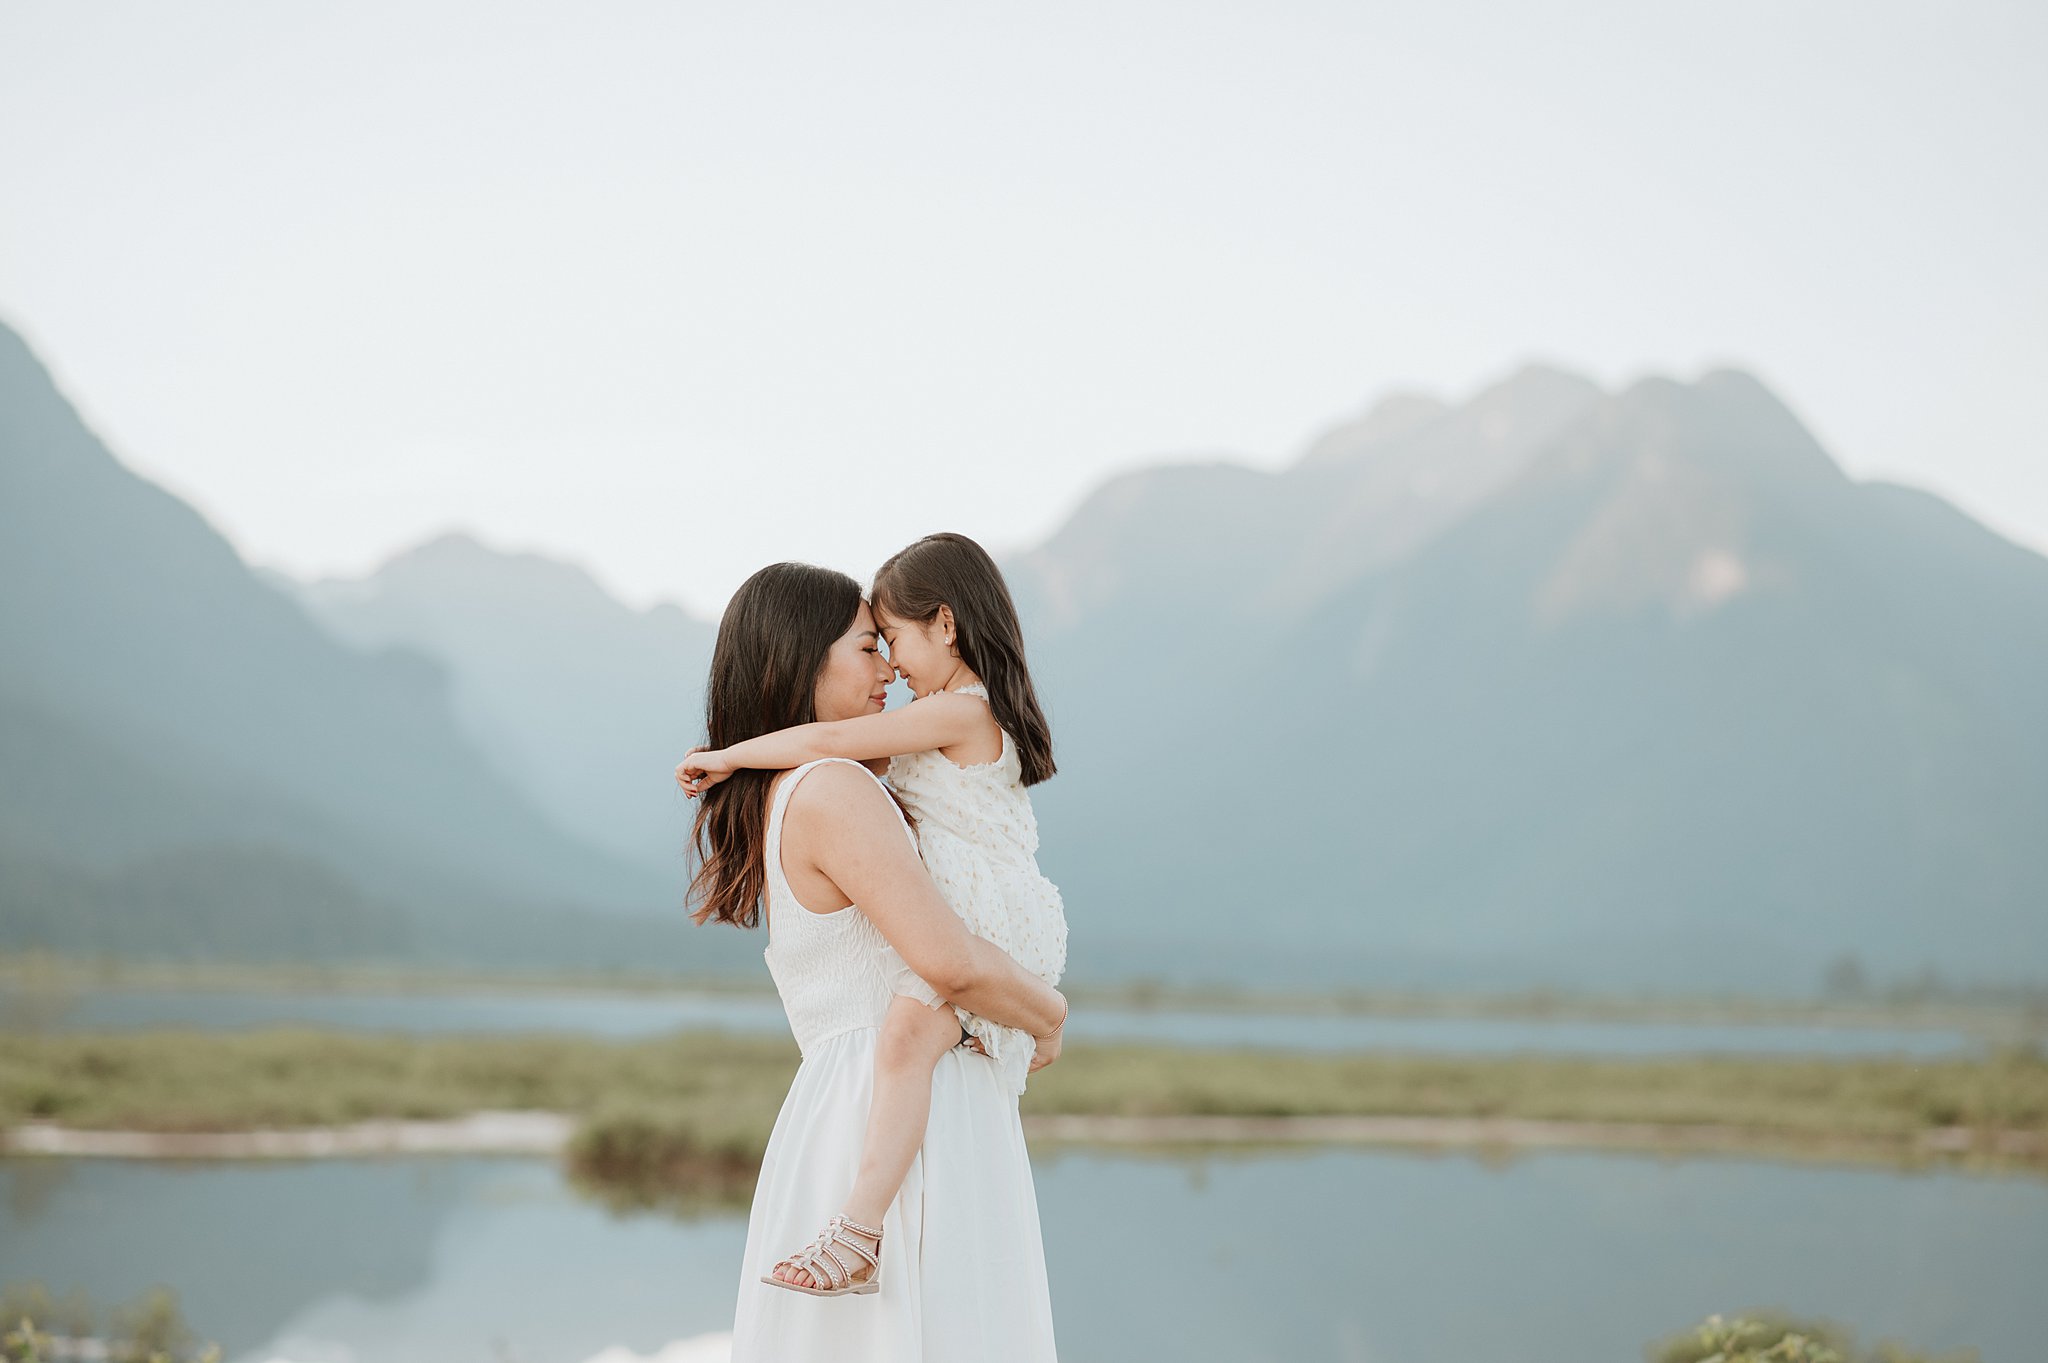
[727,758,1059,1363]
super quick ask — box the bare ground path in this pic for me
[5,1111,2041,1166]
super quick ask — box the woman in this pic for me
[686,561,1066,1361]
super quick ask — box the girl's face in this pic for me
[875,604,956,698]
[813,601,893,722]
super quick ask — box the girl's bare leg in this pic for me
[771,993,963,1289]
[846,994,963,1226]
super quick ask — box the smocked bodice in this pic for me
[886,683,1043,871]
[760,758,915,1055]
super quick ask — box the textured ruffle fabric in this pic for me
[732,758,1058,1363]
[885,685,1069,1096]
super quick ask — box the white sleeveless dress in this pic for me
[727,757,1060,1363]
[883,682,1069,1097]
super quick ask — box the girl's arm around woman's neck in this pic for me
[719,691,995,771]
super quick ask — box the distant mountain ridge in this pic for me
[8,308,2043,992]
[0,320,750,977]
[296,532,712,878]
[283,360,2048,992]
[1010,364,2048,990]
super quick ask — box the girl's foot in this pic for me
[762,1214,884,1296]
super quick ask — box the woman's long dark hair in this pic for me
[871,532,1056,786]
[689,561,865,928]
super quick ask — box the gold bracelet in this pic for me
[1036,995,1069,1040]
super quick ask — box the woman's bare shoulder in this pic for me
[780,759,896,828]
[782,762,915,885]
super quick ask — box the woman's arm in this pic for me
[678,693,987,792]
[787,763,1067,1039]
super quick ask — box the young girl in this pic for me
[677,531,1069,1298]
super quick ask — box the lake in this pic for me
[2,1145,2038,1363]
[1,984,1999,1057]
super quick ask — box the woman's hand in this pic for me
[675,746,733,798]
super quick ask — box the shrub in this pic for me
[0,1283,221,1363]
[1649,1312,1979,1363]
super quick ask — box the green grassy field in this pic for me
[4,1027,2044,1207]
[7,1026,2044,1135]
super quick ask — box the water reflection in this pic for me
[3,1146,2040,1363]
[0,1154,743,1363]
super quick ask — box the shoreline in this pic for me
[5,949,2041,1039]
[6,1110,2041,1172]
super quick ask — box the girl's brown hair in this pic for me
[688,561,865,928]
[871,532,1056,786]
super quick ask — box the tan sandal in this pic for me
[760,1214,884,1297]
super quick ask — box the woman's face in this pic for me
[813,600,894,722]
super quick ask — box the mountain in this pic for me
[284,362,2048,994]
[294,533,714,878]
[16,306,2040,994]
[1011,366,2048,991]
[0,320,750,976]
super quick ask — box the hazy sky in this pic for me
[3,1,2043,615]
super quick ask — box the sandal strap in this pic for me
[828,1227,880,1271]
[833,1213,885,1241]
[795,1240,848,1288]
[775,1215,882,1291]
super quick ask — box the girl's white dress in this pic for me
[882,682,1069,1097]
[728,756,1059,1362]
